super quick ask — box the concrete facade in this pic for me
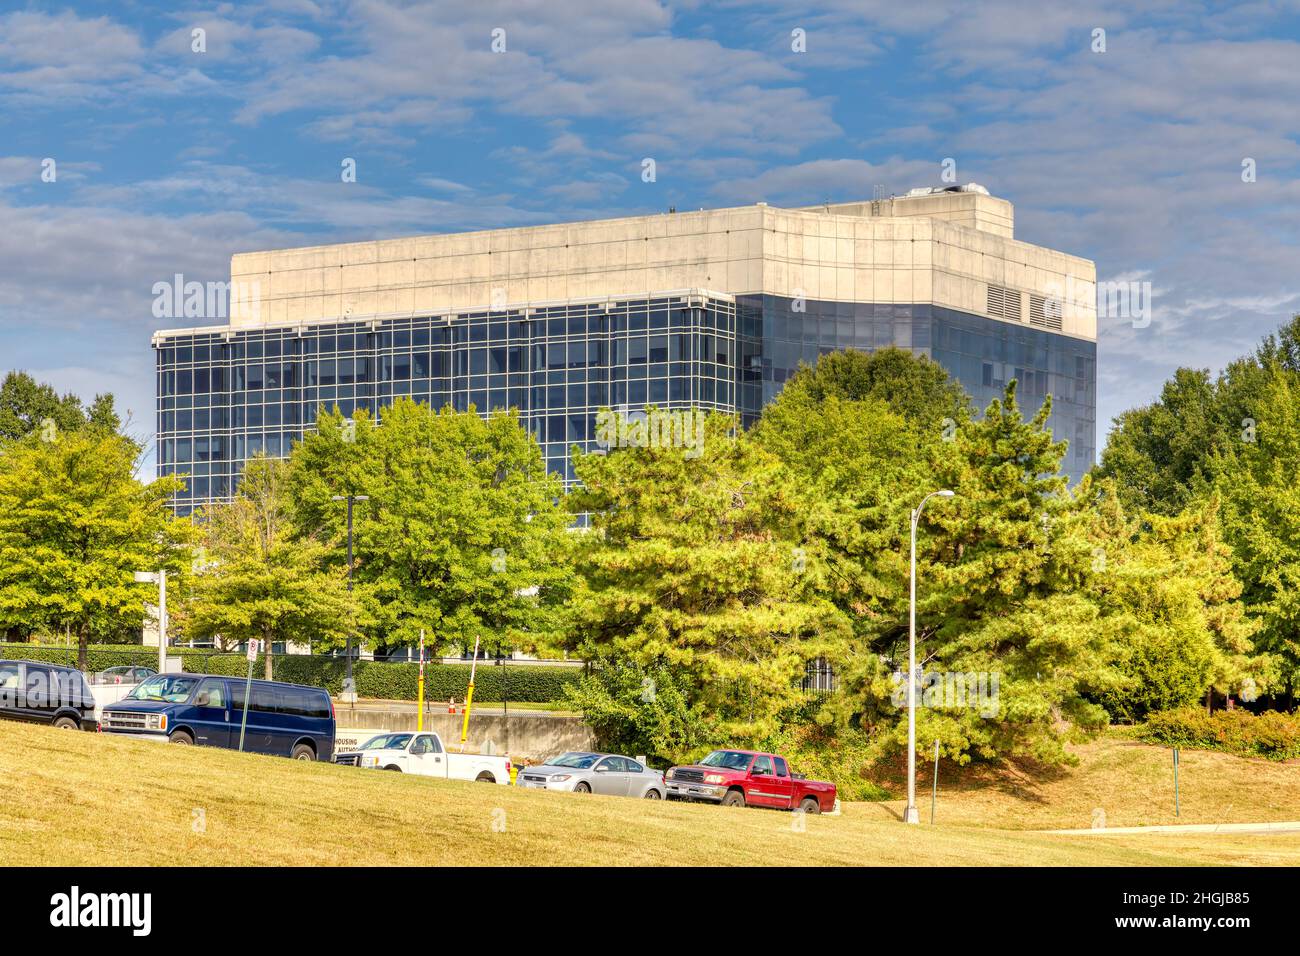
[227,191,1095,342]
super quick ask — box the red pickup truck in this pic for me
[665,749,837,813]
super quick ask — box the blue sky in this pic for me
[2,0,1299,470]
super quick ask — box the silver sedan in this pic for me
[516,751,666,799]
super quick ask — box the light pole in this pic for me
[331,494,369,703]
[133,570,168,672]
[905,488,954,825]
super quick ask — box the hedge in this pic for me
[0,644,581,704]
[1139,707,1300,761]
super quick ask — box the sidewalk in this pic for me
[1047,821,1300,835]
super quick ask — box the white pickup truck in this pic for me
[333,731,511,785]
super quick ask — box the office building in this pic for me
[153,187,1096,513]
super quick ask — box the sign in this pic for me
[246,639,259,663]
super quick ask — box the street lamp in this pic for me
[133,570,168,672]
[905,488,955,825]
[331,494,370,703]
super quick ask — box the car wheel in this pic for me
[721,788,746,808]
[574,781,591,794]
[644,788,662,799]
[52,717,78,730]
[384,765,402,772]
[170,731,194,745]
[475,772,496,783]
[291,744,315,761]
[799,796,822,815]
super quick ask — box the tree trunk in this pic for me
[77,630,88,672]
[1205,687,1212,715]
[263,630,274,681]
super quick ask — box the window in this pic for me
[195,678,227,708]
[22,666,56,707]
[251,685,278,713]
[751,755,773,775]
[595,757,619,773]
[773,757,789,778]
[278,687,315,717]
[411,735,435,755]
[700,750,754,772]
[626,759,645,774]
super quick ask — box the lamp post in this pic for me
[331,494,369,703]
[133,570,167,672]
[905,489,955,825]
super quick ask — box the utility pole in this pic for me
[905,489,955,825]
[331,494,369,705]
[133,570,168,672]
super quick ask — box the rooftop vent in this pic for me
[904,183,991,198]
[987,285,1022,322]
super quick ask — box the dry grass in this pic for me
[3,721,1299,866]
[888,733,1300,831]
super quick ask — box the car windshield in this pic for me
[547,752,601,769]
[126,675,199,703]
[360,734,412,751]
[699,750,753,771]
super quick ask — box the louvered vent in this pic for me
[986,285,1022,322]
[1028,294,1063,331]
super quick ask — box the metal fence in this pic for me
[800,658,840,694]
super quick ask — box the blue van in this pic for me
[101,673,335,761]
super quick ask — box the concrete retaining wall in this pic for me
[336,710,594,762]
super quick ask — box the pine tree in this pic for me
[568,411,849,747]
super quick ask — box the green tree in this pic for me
[1214,369,1300,694]
[772,347,969,434]
[754,350,950,646]
[568,411,849,750]
[1095,314,1300,516]
[185,455,360,679]
[823,383,1122,765]
[563,661,705,765]
[1087,485,1261,721]
[0,428,191,667]
[287,400,573,656]
[0,371,121,443]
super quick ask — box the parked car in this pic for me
[516,751,666,798]
[665,749,837,813]
[0,659,96,731]
[100,673,335,761]
[92,665,157,685]
[333,731,511,784]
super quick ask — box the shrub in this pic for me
[759,723,890,801]
[0,644,580,703]
[1139,707,1300,761]
[1092,622,1215,724]
[563,662,706,767]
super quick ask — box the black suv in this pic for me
[0,659,97,730]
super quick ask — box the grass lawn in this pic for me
[878,732,1300,831]
[2,721,1299,866]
